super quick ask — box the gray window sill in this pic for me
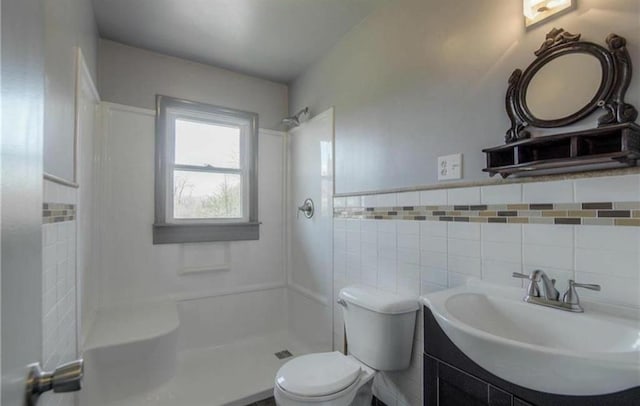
[153,222,260,244]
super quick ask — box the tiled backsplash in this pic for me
[333,173,640,406]
[41,180,78,406]
[336,201,640,226]
[43,203,77,223]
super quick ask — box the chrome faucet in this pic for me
[512,270,600,313]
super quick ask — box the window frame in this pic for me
[154,95,259,244]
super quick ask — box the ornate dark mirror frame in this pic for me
[505,28,638,143]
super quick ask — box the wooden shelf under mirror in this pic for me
[483,123,640,178]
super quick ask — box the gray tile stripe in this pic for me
[43,203,76,224]
[334,201,640,227]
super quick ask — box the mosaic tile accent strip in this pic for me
[334,202,640,227]
[43,203,76,224]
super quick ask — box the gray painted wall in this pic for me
[98,40,289,130]
[43,0,98,181]
[290,0,640,194]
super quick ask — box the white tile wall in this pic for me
[42,180,78,406]
[334,174,640,406]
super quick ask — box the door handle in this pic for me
[25,359,84,405]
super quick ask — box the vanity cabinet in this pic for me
[423,307,640,406]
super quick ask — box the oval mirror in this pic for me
[525,53,603,121]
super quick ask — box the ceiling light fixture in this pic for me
[524,0,576,29]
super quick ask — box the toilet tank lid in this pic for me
[339,285,419,314]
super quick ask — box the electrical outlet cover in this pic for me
[438,153,463,181]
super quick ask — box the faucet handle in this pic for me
[512,272,540,297]
[570,281,601,291]
[512,272,530,279]
[562,280,601,311]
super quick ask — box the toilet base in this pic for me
[350,380,373,406]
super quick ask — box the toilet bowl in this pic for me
[274,286,419,406]
[274,352,375,406]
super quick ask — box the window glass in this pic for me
[174,119,240,169]
[173,171,242,219]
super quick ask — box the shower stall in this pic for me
[79,104,335,405]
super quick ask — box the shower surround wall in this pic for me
[286,109,335,354]
[89,41,291,350]
[91,103,288,351]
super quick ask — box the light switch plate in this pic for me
[438,153,463,181]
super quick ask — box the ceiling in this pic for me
[92,0,388,83]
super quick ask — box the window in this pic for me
[154,95,259,244]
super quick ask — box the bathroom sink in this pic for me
[421,280,640,396]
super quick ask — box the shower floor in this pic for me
[102,331,312,406]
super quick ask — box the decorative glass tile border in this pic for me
[43,203,76,224]
[334,202,640,227]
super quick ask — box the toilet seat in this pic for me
[276,352,362,397]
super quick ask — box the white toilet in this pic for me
[274,285,419,406]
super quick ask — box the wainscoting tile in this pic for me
[447,255,481,277]
[376,193,398,207]
[522,180,574,203]
[334,249,346,278]
[397,233,420,251]
[420,189,447,206]
[574,271,640,308]
[362,195,377,207]
[346,253,361,281]
[575,248,639,279]
[346,196,363,208]
[481,223,522,244]
[378,230,397,250]
[523,224,574,247]
[421,280,447,294]
[361,219,378,234]
[447,222,481,241]
[398,248,420,266]
[420,221,447,238]
[575,226,640,253]
[334,197,346,208]
[421,266,448,286]
[482,260,523,287]
[420,250,447,270]
[481,184,522,204]
[420,236,447,253]
[346,218,361,232]
[523,244,574,270]
[346,231,361,255]
[398,262,421,280]
[482,241,522,263]
[447,187,481,205]
[448,238,481,258]
[397,220,420,235]
[397,191,420,207]
[574,175,640,203]
[448,271,474,287]
[377,219,397,234]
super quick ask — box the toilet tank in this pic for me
[339,286,419,371]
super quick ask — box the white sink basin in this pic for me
[421,280,640,396]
